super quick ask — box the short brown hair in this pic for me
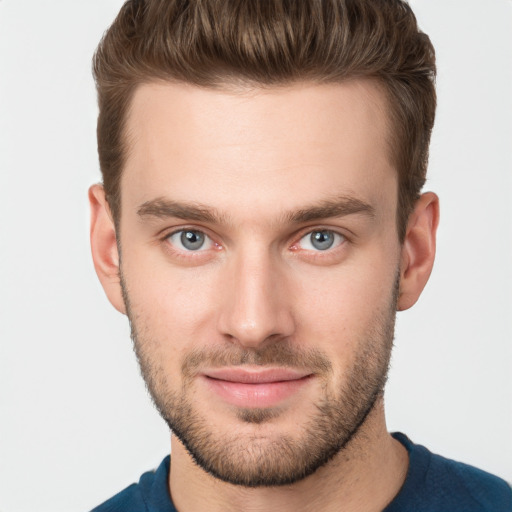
[93,0,436,241]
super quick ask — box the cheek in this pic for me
[291,252,398,353]
[121,251,220,353]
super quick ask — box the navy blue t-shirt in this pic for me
[91,433,512,511]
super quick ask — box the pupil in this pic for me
[311,231,334,250]
[181,230,204,250]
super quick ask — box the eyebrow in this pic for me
[137,198,225,224]
[286,196,375,223]
[137,195,375,225]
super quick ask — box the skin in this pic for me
[90,79,439,512]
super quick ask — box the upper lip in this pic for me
[203,367,312,384]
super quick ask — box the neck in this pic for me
[168,399,409,512]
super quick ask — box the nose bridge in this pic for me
[218,243,294,347]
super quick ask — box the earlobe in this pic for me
[397,192,440,311]
[89,184,126,314]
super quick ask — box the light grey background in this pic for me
[0,1,511,511]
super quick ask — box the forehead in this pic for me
[121,80,396,224]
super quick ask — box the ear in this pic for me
[89,184,126,314]
[397,192,440,311]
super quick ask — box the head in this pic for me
[90,0,439,488]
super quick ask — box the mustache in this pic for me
[181,342,332,379]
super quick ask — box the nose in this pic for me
[216,248,295,348]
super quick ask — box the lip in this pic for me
[201,367,313,408]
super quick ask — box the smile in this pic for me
[201,367,314,408]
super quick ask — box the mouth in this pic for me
[201,367,314,408]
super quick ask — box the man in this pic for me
[88,0,512,510]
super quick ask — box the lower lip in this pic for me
[203,375,312,408]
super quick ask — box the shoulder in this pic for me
[90,482,146,512]
[430,452,511,508]
[387,433,512,512]
[90,456,173,512]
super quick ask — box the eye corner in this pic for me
[165,228,214,252]
[297,229,346,252]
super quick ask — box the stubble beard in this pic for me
[121,275,398,488]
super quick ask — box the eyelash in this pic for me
[294,230,346,252]
[161,228,221,262]
[160,227,349,262]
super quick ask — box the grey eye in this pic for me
[180,230,205,250]
[310,231,335,250]
[298,230,344,251]
[167,229,212,251]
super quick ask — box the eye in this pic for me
[166,229,213,251]
[298,230,345,251]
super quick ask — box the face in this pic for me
[117,80,402,486]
